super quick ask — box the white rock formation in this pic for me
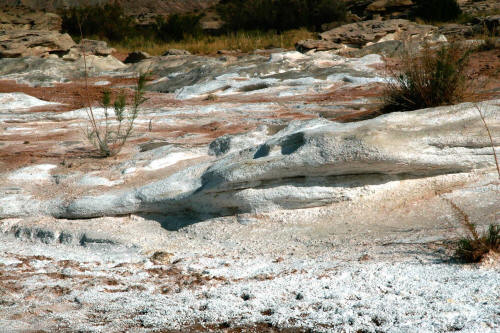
[1,100,497,219]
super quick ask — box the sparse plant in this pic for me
[381,44,471,113]
[447,199,499,263]
[85,74,148,157]
[445,103,499,263]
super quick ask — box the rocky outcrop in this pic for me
[366,0,413,12]
[345,0,415,20]
[319,19,437,47]
[0,0,220,18]
[297,19,445,54]
[70,39,115,56]
[1,100,498,219]
[295,39,343,53]
[0,30,75,58]
[0,7,62,31]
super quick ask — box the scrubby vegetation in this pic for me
[60,1,345,53]
[60,2,135,42]
[412,0,462,22]
[84,74,148,157]
[382,44,471,113]
[216,0,346,32]
[155,14,204,42]
[60,2,204,43]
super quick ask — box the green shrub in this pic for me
[381,44,471,113]
[216,0,346,32]
[413,0,462,22]
[60,3,203,43]
[156,13,203,41]
[60,2,135,42]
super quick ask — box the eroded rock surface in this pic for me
[0,47,499,332]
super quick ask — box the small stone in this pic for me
[150,251,173,265]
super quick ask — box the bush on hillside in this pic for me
[60,3,203,43]
[381,44,471,113]
[216,0,347,32]
[413,0,462,22]
[156,13,203,41]
[60,3,135,41]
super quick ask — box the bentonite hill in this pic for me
[0,0,499,332]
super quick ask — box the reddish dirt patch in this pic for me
[0,77,147,112]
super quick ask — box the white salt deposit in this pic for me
[8,164,57,182]
[0,93,59,111]
[145,151,204,171]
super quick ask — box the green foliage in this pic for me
[216,0,347,32]
[382,44,471,113]
[413,0,461,22]
[86,73,149,157]
[60,3,203,43]
[156,14,203,41]
[60,2,134,41]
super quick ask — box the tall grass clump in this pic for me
[381,44,471,113]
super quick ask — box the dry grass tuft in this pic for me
[446,200,499,263]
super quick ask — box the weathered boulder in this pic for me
[71,39,115,56]
[319,19,437,47]
[0,8,62,31]
[0,30,75,58]
[347,40,404,57]
[162,49,191,56]
[295,39,343,53]
[62,39,116,61]
[438,24,477,39]
[124,51,151,64]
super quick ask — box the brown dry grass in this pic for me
[108,29,314,55]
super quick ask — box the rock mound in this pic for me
[296,19,444,53]
[0,30,75,58]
